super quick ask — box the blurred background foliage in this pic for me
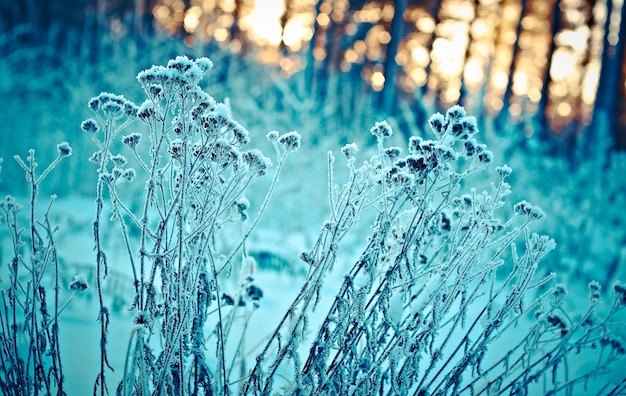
[1,0,625,291]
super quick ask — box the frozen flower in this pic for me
[235,197,250,221]
[513,200,544,219]
[341,143,359,161]
[89,150,104,164]
[370,120,393,139]
[478,149,493,164]
[246,284,264,301]
[406,155,427,173]
[81,119,99,134]
[266,130,279,141]
[408,136,423,154]
[232,125,250,146]
[137,100,156,121]
[445,105,466,123]
[221,293,235,306]
[102,101,123,117]
[589,281,601,302]
[464,138,477,157]
[167,56,194,72]
[243,149,272,173]
[420,140,436,153]
[122,132,141,149]
[428,113,445,135]
[169,139,184,159]
[514,200,532,216]
[278,131,301,152]
[434,144,457,162]
[384,147,402,161]
[600,337,625,355]
[110,154,127,168]
[69,274,88,292]
[100,173,115,184]
[195,57,214,72]
[553,283,568,301]
[210,141,240,169]
[122,168,136,182]
[88,97,100,111]
[137,67,159,86]
[112,168,124,179]
[461,116,478,135]
[496,165,512,178]
[57,142,72,157]
[546,313,568,336]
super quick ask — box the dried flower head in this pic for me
[81,119,99,134]
[235,197,250,221]
[122,133,142,149]
[167,56,195,73]
[429,113,445,135]
[69,274,88,292]
[88,97,100,111]
[266,130,279,141]
[370,120,393,139]
[122,168,136,182]
[445,105,466,123]
[195,57,214,72]
[110,154,128,168]
[496,165,512,178]
[478,149,493,164]
[89,150,104,164]
[408,136,423,154]
[57,142,72,158]
[232,125,250,146]
[278,131,301,152]
[384,147,402,161]
[243,149,272,173]
[341,143,359,161]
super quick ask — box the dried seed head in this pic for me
[428,113,445,135]
[57,142,72,158]
[266,130,279,141]
[370,120,393,139]
[69,274,88,292]
[278,131,301,152]
[111,154,127,168]
[81,119,99,134]
[122,133,142,149]
[341,143,359,161]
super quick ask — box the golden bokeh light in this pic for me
[147,0,619,128]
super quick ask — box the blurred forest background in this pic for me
[1,0,626,289]
[2,0,626,192]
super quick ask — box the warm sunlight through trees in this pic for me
[1,0,625,145]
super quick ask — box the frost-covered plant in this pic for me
[0,145,80,395]
[82,56,299,395]
[3,55,623,396]
[241,107,625,395]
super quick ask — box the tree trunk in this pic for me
[380,0,407,114]
[592,0,626,149]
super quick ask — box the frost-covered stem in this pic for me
[138,102,170,313]
[23,151,54,396]
[44,197,64,393]
[327,152,336,221]
[108,189,139,296]
[208,252,230,396]
[4,209,23,391]
[93,118,115,396]
[226,308,254,384]
[220,154,286,275]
